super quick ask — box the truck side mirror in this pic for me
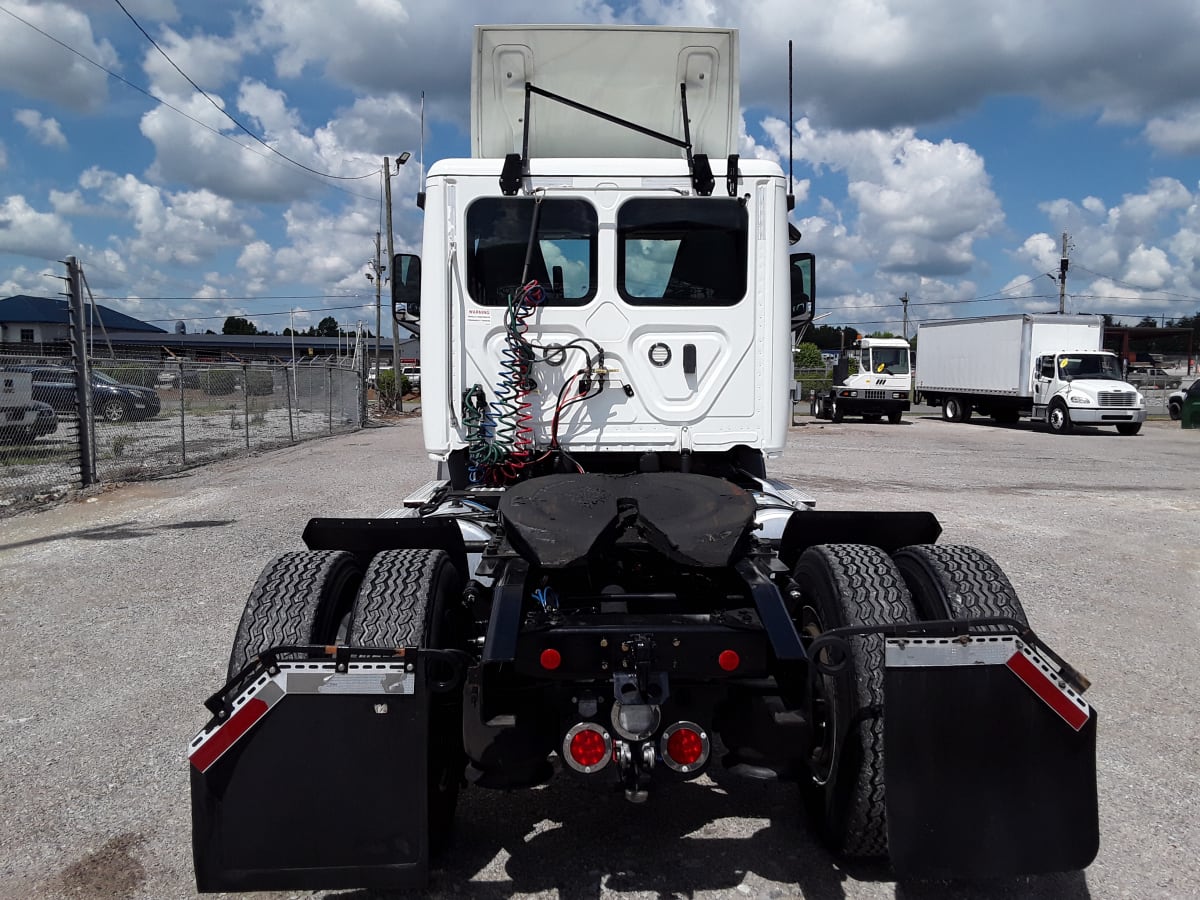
[789,251,815,332]
[391,253,421,322]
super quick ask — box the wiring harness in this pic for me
[463,280,543,484]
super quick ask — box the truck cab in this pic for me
[811,336,912,423]
[1033,350,1146,434]
[390,25,813,485]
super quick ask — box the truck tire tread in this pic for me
[794,543,917,860]
[346,548,465,855]
[227,550,361,680]
[892,544,1028,628]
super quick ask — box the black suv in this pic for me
[2,366,161,422]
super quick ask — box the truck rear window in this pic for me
[466,198,597,307]
[617,198,747,305]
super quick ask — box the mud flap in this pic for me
[883,635,1099,878]
[189,659,429,892]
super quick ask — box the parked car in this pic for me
[0,399,58,443]
[400,365,421,392]
[1168,379,1199,420]
[1126,366,1181,390]
[2,365,162,422]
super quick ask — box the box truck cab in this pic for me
[1033,350,1145,434]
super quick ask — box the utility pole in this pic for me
[373,230,382,398]
[383,153,412,413]
[384,157,398,412]
[1058,232,1069,314]
[900,292,909,341]
[64,256,97,485]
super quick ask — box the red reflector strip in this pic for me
[190,697,269,773]
[1005,651,1089,732]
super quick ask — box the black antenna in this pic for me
[787,40,795,211]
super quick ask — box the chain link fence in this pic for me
[1,352,363,514]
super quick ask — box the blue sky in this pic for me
[2,0,1200,339]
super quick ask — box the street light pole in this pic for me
[385,152,411,412]
[373,230,382,400]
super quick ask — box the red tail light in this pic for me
[563,723,612,773]
[661,722,710,773]
[540,648,562,670]
[718,649,740,671]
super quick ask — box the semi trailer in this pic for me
[189,25,1099,892]
[915,313,1145,434]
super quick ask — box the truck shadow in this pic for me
[325,769,1092,900]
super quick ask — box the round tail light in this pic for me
[563,723,612,773]
[660,722,710,773]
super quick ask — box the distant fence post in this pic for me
[66,256,97,486]
[178,361,186,464]
[242,363,250,449]
[327,365,333,433]
[285,366,295,442]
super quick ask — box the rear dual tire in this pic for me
[228,548,466,854]
[793,543,1029,863]
[942,397,969,422]
[893,544,1028,627]
[227,550,362,680]
[793,544,916,859]
[346,548,466,855]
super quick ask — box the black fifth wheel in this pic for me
[791,543,917,859]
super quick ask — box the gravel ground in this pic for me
[1,410,1197,900]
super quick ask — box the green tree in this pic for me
[316,316,340,337]
[794,342,824,369]
[222,315,258,335]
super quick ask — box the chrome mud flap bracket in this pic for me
[189,656,430,892]
[883,635,1099,879]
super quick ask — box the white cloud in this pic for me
[783,118,1003,276]
[0,2,117,112]
[138,88,318,202]
[1144,105,1200,155]
[14,109,67,148]
[1025,178,1200,316]
[137,79,390,202]
[1122,244,1172,289]
[0,195,75,257]
[81,169,254,266]
[141,25,246,99]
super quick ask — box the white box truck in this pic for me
[915,314,1146,434]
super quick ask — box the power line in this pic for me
[139,303,375,324]
[0,3,377,202]
[111,0,379,183]
[90,293,364,302]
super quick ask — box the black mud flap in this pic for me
[190,658,429,892]
[883,635,1099,879]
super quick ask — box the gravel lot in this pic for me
[1,410,1197,900]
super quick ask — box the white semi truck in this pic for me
[190,26,1098,893]
[809,336,912,423]
[916,313,1146,435]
